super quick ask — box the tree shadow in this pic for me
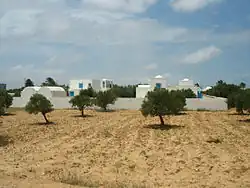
[144,124,184,130]
[228,113,250,116]
[238,119,250,123]
[174,112,187,116]
[0,135,13,147]
[30,122,56,126]
[71,114,94,118]
[2,113,16,116]
[95,109,116,113]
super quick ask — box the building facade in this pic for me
[68,78,114,97]
[0,83,7,90]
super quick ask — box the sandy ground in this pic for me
[0,109,250,188]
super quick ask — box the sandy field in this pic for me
[0,109,250,188]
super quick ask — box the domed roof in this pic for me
[155,75,163,78]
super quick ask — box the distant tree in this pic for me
[141,89,186,126]
[7,88,23,97]
[239,82,246,89]
[41,77,58,86]
[235,89,250,114]
[0,89,13,115]
[25,78,34,87]
[25,94,54,124]
[69,90,92,117]
[95,90,117,111]
[112,84,136,98]
[205,80,241,99]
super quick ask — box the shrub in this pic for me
[180,89,196,98]
[69,90,92,117]
[141,89,186,125]
[25,94,54,124]
[0,89,13,116]
[95,90,117,111]
[234,89,250,114]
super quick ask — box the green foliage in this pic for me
[95,90,117,111]
[25,78,34,87]
[69,90,92,117]
[179,88,196,98]
[7,88,23,97]
[80,87,96,97]
[0,89,13,115]
[41,77,58,86]
[141,89,186,125]
[25,94,53,123]
[112,85,136,98]
[235,89,250,114]
[205,80,242,99]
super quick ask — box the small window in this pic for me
[102,81,105,88]
[155,83,161,89]
[69,91,74,97]
[88,83,92,88]
[79,83,83,89]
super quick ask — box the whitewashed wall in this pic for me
[11,97,227,111]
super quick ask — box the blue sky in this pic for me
[0,0,250,88]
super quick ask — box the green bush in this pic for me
[95,90,117,111]
[141,89,186,125]
[0,89,13,116]
[180,89,196,98]
[25,94,54,124]
[69,90,93,117]
[234,89,250,114]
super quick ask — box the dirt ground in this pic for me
[0,109,250,188]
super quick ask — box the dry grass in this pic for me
[0,109,250,188]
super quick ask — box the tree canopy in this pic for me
[141,89,186,125]
[41,77,58,86]
[95,89,117,111]
[25,94,54,123]
[0,89,13,115]
[25,78,34,87]
[69,90,92,117]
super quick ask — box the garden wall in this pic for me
[11,97,228,111]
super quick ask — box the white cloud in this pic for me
[145,63,158,70]
[182,46,222,64]
[170,0,223,13]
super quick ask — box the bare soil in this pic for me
[0,109,250,188]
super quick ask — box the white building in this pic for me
[21,86,41,102]
[38,87,67,99]
[68,78,114,97]
[135,75,201,98]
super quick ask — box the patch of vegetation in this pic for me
[69,90,93,117]
[25,94,54,124]
[95,90,117,111]
[141,89,186,126]
[0,89,13,116]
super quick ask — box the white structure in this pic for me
[69,78,114,97]
[179,78,194,87]
[136,85,151,98]
[21,86,41,102]
[202,86,212,92]
[38,87,66,99]
[150,75,168,89]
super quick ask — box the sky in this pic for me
[0,0,250,88]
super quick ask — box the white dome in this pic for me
[38,86,66,98]
[155,75,163,78]
[21,87,41,102]
[182,78,189,81]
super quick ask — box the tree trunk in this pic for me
[81,109,84,117]
[42,113,49,124]
[159,115,164,125]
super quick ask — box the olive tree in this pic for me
[141,89,186,126]
[69,90,92,117]
[95,89,117,111]
[0,89,13,116]
[25,94,54,124]
[235,89,250,114]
